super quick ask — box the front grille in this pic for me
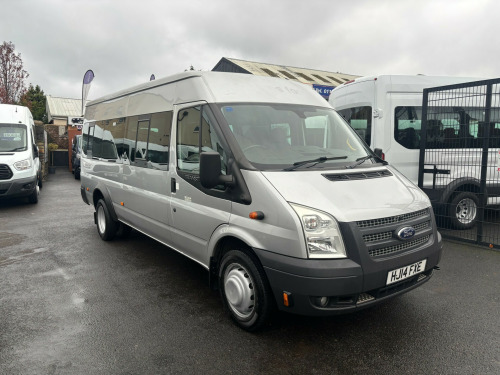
[357,208,429,228]
[323,170,392,181]
[363,221,430,243]
[363,231,392,243]
[0,164,13,180]
[357,208,433,258]
[368,235,430,257]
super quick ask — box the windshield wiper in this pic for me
[284,156,347,171]
[6,147,26,152]
[345,155,374,169]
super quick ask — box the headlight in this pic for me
[13,159,32,171]
[290,203,346,259]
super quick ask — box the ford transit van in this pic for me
[0,104,41,203]
[81,71,442,330]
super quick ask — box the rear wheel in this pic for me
[96,199,117,241]
[448,192,479,229]
[218,250,274,331]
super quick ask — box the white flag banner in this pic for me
[82,70,95,116]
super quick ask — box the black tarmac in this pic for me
[1,169,499,374]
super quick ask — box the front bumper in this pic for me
[0,175,37,200]
[254,231,443,316]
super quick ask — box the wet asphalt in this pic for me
[0,169,499,375]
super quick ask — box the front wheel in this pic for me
[96,199,117,241]
[28,186,39,204]
[218,250,274,331]
[448,192,479,230]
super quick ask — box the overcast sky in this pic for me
[2,0,499,100]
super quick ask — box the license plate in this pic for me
[386,259,427,285]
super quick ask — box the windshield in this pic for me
[0,124,28,152]
[219,104,371,170]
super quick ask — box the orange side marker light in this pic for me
[249,211,265,220]
[283,291,292,307]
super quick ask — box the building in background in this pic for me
[45,96,86,169]
[46,96,84,127]
[212,57,359,100]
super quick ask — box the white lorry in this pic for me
[329,75,495,229]
[0,104,41,203]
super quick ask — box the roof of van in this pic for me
[86,71,329,109]
[332,74,486,93]
[0,104,32,125]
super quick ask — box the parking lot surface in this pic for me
[1,170,499,374]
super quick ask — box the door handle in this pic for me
[171,177,176,193]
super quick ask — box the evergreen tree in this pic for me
[20,84,47,122]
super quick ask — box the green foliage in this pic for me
[48,143,59,151]
[20,84,47,122]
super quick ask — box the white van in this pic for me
[0,104,41,203]
[329,75,490,229]
[81,71,442,330]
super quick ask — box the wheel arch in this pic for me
[440,177,485,204]
[208,229,266,290]
[92,185,118,221]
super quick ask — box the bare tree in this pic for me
[0,41,29,104]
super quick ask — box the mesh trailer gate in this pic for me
[418,78,500,248]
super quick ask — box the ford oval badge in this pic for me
[397,226,416,240]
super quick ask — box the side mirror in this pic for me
[33,145,39,158]
[374,148,384,160]
[200,152,234,189]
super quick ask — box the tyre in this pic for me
[96,199,117,241]
[28,186,39,204]
[38,173,43,189]
[218,250,274,331]
[74,169,80,180]
[448,192,479,230]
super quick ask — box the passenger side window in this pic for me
[101,120,119,160]
[148,112,171,168]
[177,105,227,176]
[82,122,91,157]
[124,116,139,162]
[135,118,150,162]
[395,106,421,149]
[105,118,126,161]
[337,106,372,146]
[86,124,95,158]
[129,112,172,169]
[177,107,202,174]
